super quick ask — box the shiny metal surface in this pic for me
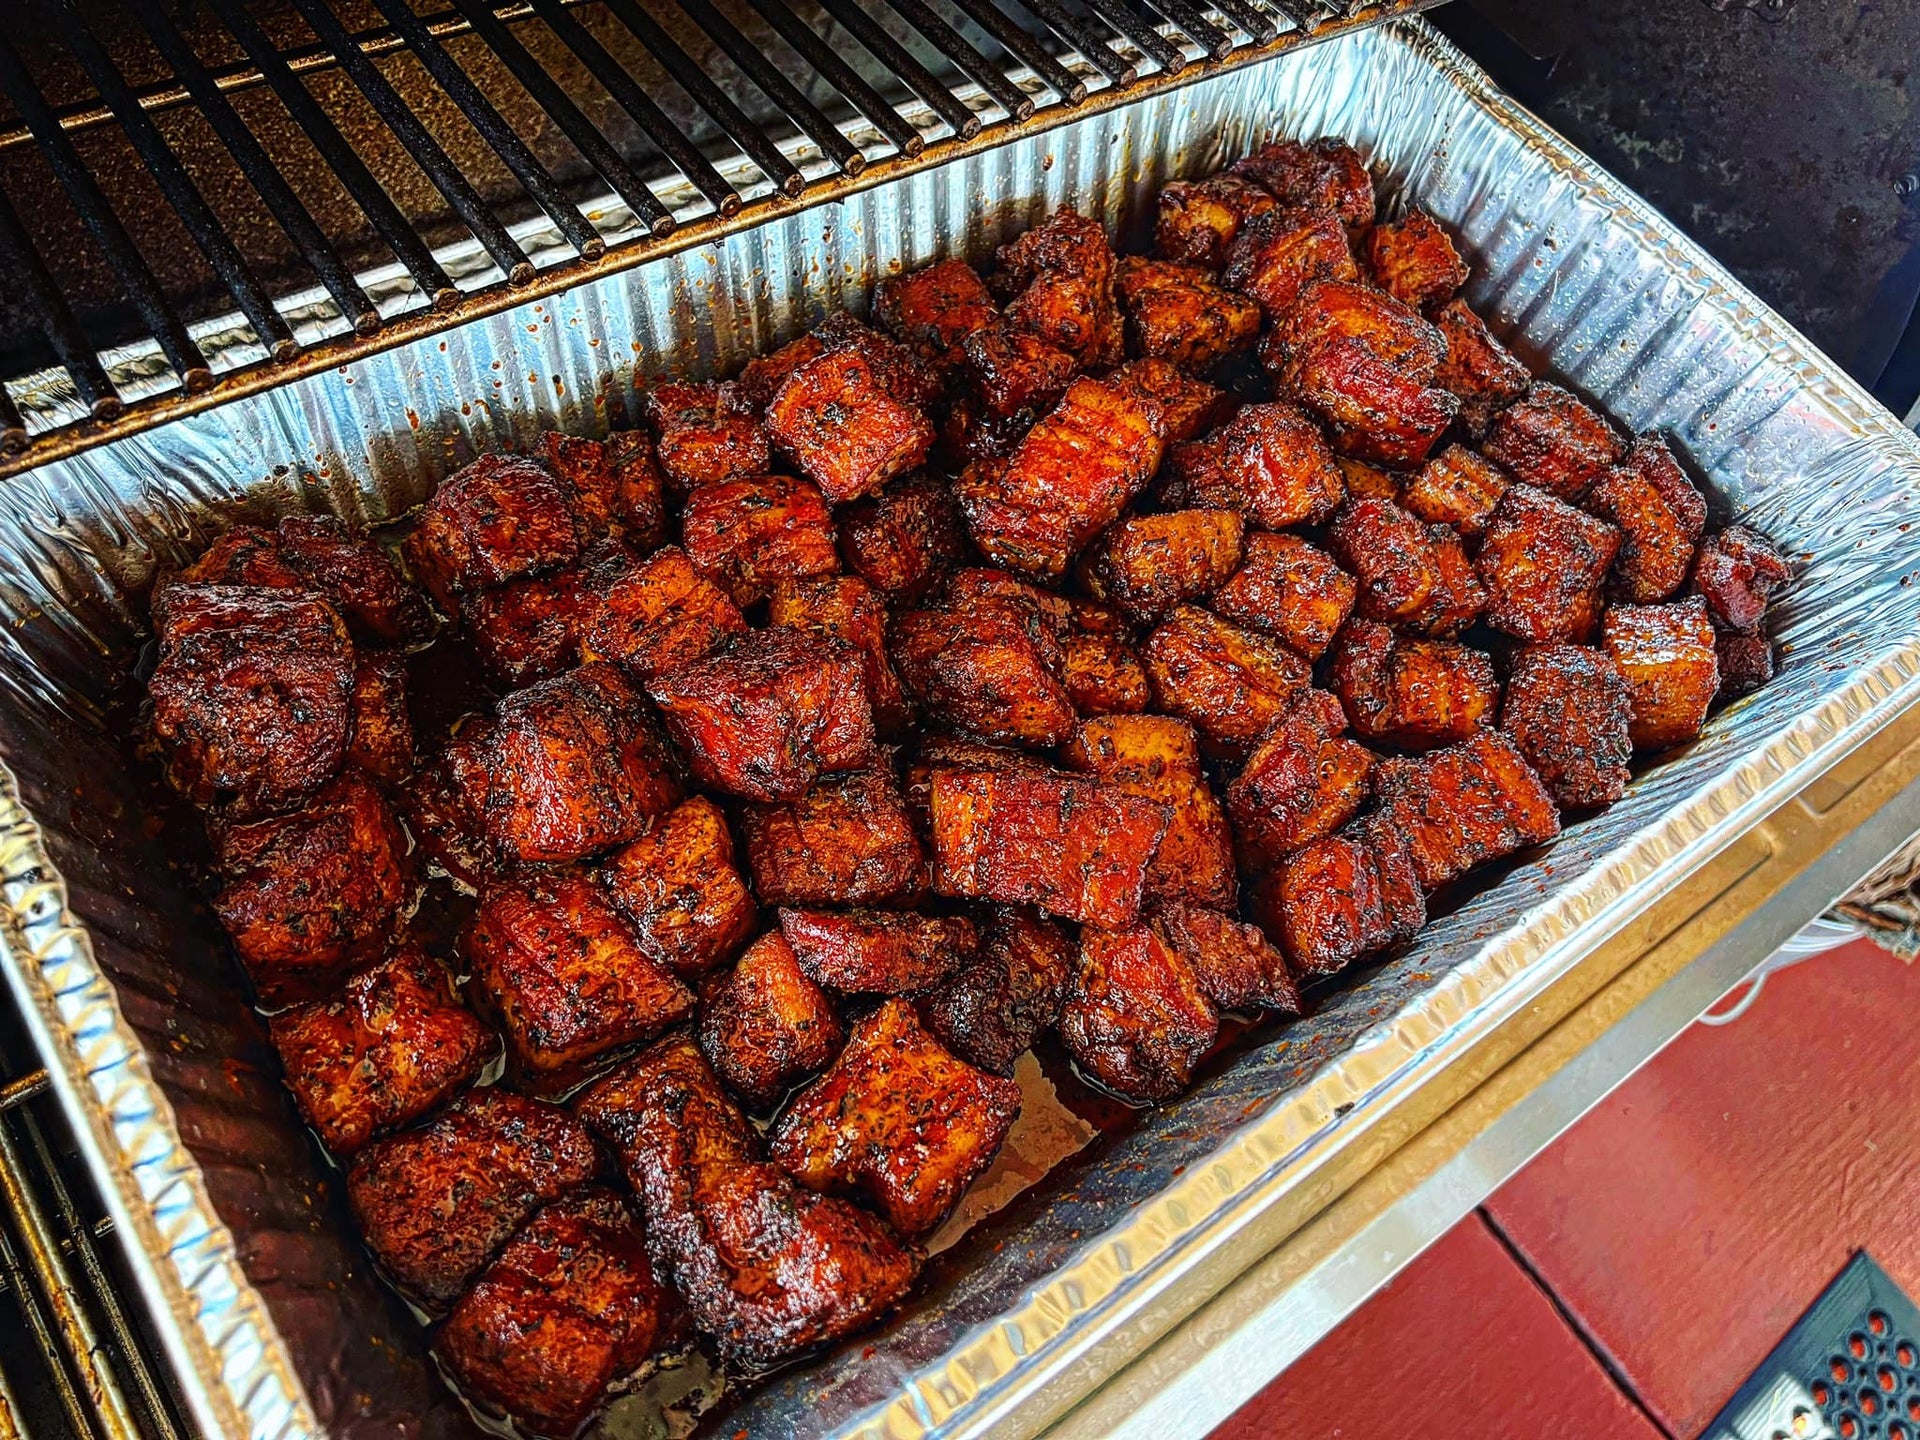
[1,15,1920,1440]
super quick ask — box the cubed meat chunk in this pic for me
[1058,922,1218,1104]
[269,945,494,1156]
[600,796,756,980]
[1601,597,1721,751]
[836,473,967,602]
[917,905,1074,1076]
[347,652,414,787]
[960,322,1078,421]
[1084,509,1245,626]
[1331,619,1498,752]
[404,719,499,891]
[1143,604,1312,756]
[1326,496,1485,634]
[778,907,977,994]
[1279,333,1457,467]
[648,628,876,803]
[1429,297,1532,438]
[1062,715,1236,910]
[1583,436,1707,604]
[1252,814,1424,977]
[1207,533,1357,662]
[680,472,838,607]
[574,1039,920,1368]
[1370,730,1561,891]
[1062,630,1152,716]
[769,575,911,738]
[170,525,304,597]
[641,381,769,495]
[403,454,579,612]
[1154,173,1277,271]
[1231,136,1375,233]
[890,594,1075,749]
[1164,401,1344,530]
[1103,358,1236,444]
[1365,210,1469,308]
[735,330,826,414]
[1223,209,1359,319]
[1500,644,1634,810]
[740,767,925,907]
[810,312,944,410]
[346,1089,599,1306]
[764,349,934,503]
[1717,634,1776,702]
[466,872,695,1090]
[697,930,844,1112]
[1115,257,1262,372]
[541,430,666,549]
[995,210,1123,366]
[578,544,747,685]
[1482,382,1624,500]
[1263,280,1445,384]
[903,734,1053,830]
[1692,525,1792,633]
[1402,446,1509,540]
[1476,484,1621,643]
[1152,900,1301,1015]
[1227,697,1373,868]
[462,570,585,689]
[269,514,433,645]
[874,257,999,364]
[1337,455,1404,500]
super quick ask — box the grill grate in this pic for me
[0,0,1434,476]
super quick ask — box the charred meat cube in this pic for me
[346,1089,599,1307]
[1164,401,1344,530]
[1583,436,1707,604]
[466,872,695,1089]
[897,733,1046,835]
[1337,455,1404,501]
[1717,633,1776,703]
[1058,921,1218,1104]
[575,1038,919,1370]
[405,719,499,891]
[1324,496,1444,626]
[647,627,877,803]
[601,796,757,981]
[680,472,838,607]
[1429,297,1532,439]
[928,766,1170,928]
[697,930,844,1113]
[778,907,977,994]
[917,905,1074,1076]
[1482,382,1625,500]
[1263,280,1445,385]
[1062,715,1237,911]
[1154,173,1277,271]
[1365,210,1469,308]
[960,322,1078,421]
[462,569,585,689]
[735,330,826,413]
[149,584,355,809]
[1207,533,1357,662]
[173,524,305,591]
[403,454,579,612]
[1103,358,1236,445]
[770,575,912,738]
[587,429,671,550]
[1223,209,1359,319]
[1402,445,1509,540]
[1253,814,1424,977]
[995,210,1123,367]
[212,769,411,1006]
[578,544,746,685]
[1280,332,1457,467]
[1153,900,1301,1016]
[810,312,944,410]
[1476,483,1621,643]
[764,349,935,503]
[1227,696,1373,868]
[890,594,1076,749]
[270,514,433,645]
[1601,597,1720,751]
[1331,620,1497,751]
[771,999,1021,1240]
[740,767,925,907]
[1084,509,1246,626]
[641,380,769,495]
[1692,525,1792,633]
[1500,644,1634,810]
[1230,136,1375,233]
[1370,730,1561,891]
[270,945,494,1156]
[1115,257,1262,373]
[1062,630,1152,716]
[836,472,968,603]
[436,1187,665,1436]
[1143,604,1312,756]
[347,652,414,787]
[873,257,999,363]
[541,430,665,549]
[1410,524,1486,637]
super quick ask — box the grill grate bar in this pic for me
[0,187,120,419]
[886,0,1040,121]
[1076,0,1193,74]
[1017,0,1145,85]
[1136,0,1235,61]
[740,0,931,157]
[944,0,1095,104]
[809,0,987,139]
[1210,0,1283,44]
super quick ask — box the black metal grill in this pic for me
[0,0,1433,476]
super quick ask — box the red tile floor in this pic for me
[1214,937,1920,1440]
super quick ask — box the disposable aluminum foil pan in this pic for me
[2,16,1919,1440]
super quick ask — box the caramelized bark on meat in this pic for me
[269,514,433,644]
[1115,257,1262,372]
[680,472,839,607]
[836,472,968,603]
[213,769,411,1005]
[735,330,826,413]
[1164,400,1345,530]
[767,576,910,735]
[1154,173,1277,271]
[403,454,579,612]
[1084,509,1245,626]
[1143,604,1312,756]
[436,1187,665,1435]
[542,429,666,550]
[764,349,935,503]
[1429,297,1532,439]
[1207,532,1357,662]
[740,766,926,907]
[1500,644,1634,810]
[960,321,1078,421]
[1252,814,1424,977]
[778,907,977,994]
[1278,331,1457,467]
[1062,630,1152,716]
[902,734,1052,832]
[1583,436,1706,604]
[1370,730,1561,891]
[1402,446,1509,540]
[1601,597,1720,751]
[1692,524,1792,633]
[873,257,1000,364]
[928,766,1170,928]
[1230,136,1375,233]
[647,627,876,803]
[1152,899,1301,1015]
[1265,278,1442,378]
[641,380,770,495]
[1330,619,1497,751]
[347,652,414,787]
[917,905,1074,1076]
[270,945,494,1155]
[347,1089,599,1306]
[810,312,945,410]
[1062,714,1237,910]
[1223,208,1359,319]
[1482,382,1624,500]
[576,1038,919,1370]
[466,871,695,1089]
[995,210,1123,367]
[1103,358,1236,445]
[462,569,586,689]
[1716,634,1776,703]
[1476,483,1621,643]
[1365,210,1469,308]
[601,796,757,980]
[698,930,844,1112]
[1227,696,1373,869]
[172,524,304,592]
[1058,922,1218,1104]
[149,584,355,809]
[1325,496,1461,629]
[404,719,498,890]
[889,591,1076,749]
[577,544,747,685]
[1336,455,1404,501]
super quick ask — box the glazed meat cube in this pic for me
[1324,496,1444,626]
[1337,455,1404,501]
[890,600,1075,749]
[770,575,911,737]
[680,472,838,607]
[771,999,1021,1239]
[1717,634,1776,702]
[436,1188,665,1435]
[1227,697,1373,868]
[698,930,844,1113]
[1154,173,1277,270]
[462,570,585,689]
[934,398,1033,469]
[740,767,925,907]
[1415,524,1486,637]
[574,1038,919,1369]
[173,523,305,592]
[1164,401,1344,530]
[578,544,746,685]
[1482,382,1625,500]
[270,945,494,1156]
[404,719,499,891]
[213,769,411,1005]
[1143,604,1312,756]
[1103,358,1236,444]
[735,329,827,413]
[1231,136,1375,233]
[1583,437,1706,603]
[1402,446,1509,540]
[836,473,967,602]
[1153,900,1301,1015]
[917,905,1074,1075]
[778,908,977,994]
[149,584,354,809]
[928,767,1170,928]
[1085,509,1245,626]
[270,514,433,645]
[647,628,876,803]
[1601,597,1721,751]
[873,257,999,364]
[1058,922,1218,1104]
[1223,209,1359,319]
[1331,620,1497,751]
[1370,730,1561,891]
[1500,644,1634,810]
[601,796,756,980]
[960,322,1078,420]
[1365,211,1469,309]
[1281,333,1457,467]
[1477,484,1621,643]
[1263,280,1445,384]
[765,350,934,503]
[1115,257,1262,372]
[403,454,579,612]
[1062,630,1152,716]
[641,380,769,495]
[1692,525,1792,633]
[466,872,695,1089]
[1253,815,1424,977]
[1207,533,1357,662]
[542,429,666,549]
[1062,715,1237,910]
[810,312,944,410]
[902,734,1053,831]
[347,652,413,787]
[346,1089,599,1306]
[995,210,1123,367]
[1429,297,1532,438]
